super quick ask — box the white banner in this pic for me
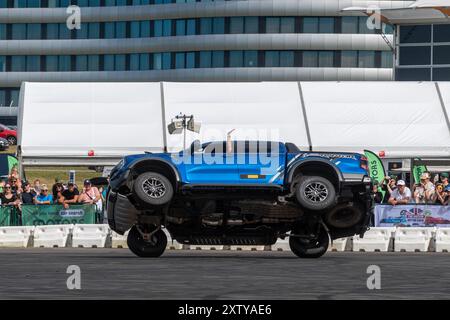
[375,205,450,227]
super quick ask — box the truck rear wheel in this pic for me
[133,172,174,206]
[127,225,167,258]
[289,225,329,259]
[295,176,336,211]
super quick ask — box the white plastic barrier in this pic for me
[329,237,350,252]
[230,245,266,251]
[164,228,184,250]
[71,224,110,248]
[190,245,224,251]
[435,228,450,253]
[111,230,129,249]
[0,226,34,248]
[271,239,290,252]
[394,227,436,252]
[33,225,73,248]
[352,227,396,252]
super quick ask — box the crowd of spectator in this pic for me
[0,166,107,213]
[372,172,450,206]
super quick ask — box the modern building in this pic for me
[0,0,448,123]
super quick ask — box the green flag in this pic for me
[413,159,428,184]
[7,155,18,174]
[364,150,386,199]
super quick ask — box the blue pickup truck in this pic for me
[107,140,372,258]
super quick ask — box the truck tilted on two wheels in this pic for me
[106,140,373,258]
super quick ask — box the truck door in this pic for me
[183,141,241,184]
[237,141,286,185]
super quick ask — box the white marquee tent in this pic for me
[18,81,450,166]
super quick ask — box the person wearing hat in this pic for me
[35,184,53,205]
[21,181,36,205]
[61,182,80,209]
[78,179,101,209]
[388,180,411,206]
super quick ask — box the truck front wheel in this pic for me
[289,225,329,259]
[295,176,336,211]
[127,225,167,258]
[133,172,174,206]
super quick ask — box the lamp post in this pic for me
[167,113,201,150]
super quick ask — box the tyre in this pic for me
[295,176,336,211]
[324,203,364,229]
[289,225,330,259]
[127,225,167,258]
[133,172,174,206]
[6,136,16,145]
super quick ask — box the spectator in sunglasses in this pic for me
[35,185,53,205]
[1,184,21,208]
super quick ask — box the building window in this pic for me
[266,17,280,33]
[303,17,318,33]
[319,17,334,33]
[45,56,58,71]
[104,22,115,38]
[200,18,212,34]
[12,24,26,40]
[199,51,211,68]
[399,46,431,66]
[318,51,334,67]
[130,54,140,70]
[26,55,40,71]
[11,56,26,71]
[186,52,195,68]
[104,54,115,71]
[115,54,126,71]
[399,25,431,43]
[141,21,150,37]
[303,51,318,67]
[358,51,375,68]
[434,24,450,43]
[341,50,358,68]
[176,20,186,36]
[175,52,185,68]
[433,45,450,65]
[58,55,71,71]
[186,19,196,35]
[76,55,88,71]
[244,51,258,67]
[433,68,450,81]
[212,51,224,68]
[396,68,431,81]
[27,24,41,39]
[244,17,258,33]
[381,51,393,68]
[341,17,358,34]
[229,51,243,67]
[88,55,99,71]
[140,53,150,70]
[230,17,244,34]
[265,51,279,67]
[130,21,141,38]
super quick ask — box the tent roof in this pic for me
[343,1,450,24]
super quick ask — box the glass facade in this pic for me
[396,24,450,81]
[0,0,226,7]
[0,50,389,71]
[0,17,393,40]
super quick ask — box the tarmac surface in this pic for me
[0,248,449,299]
